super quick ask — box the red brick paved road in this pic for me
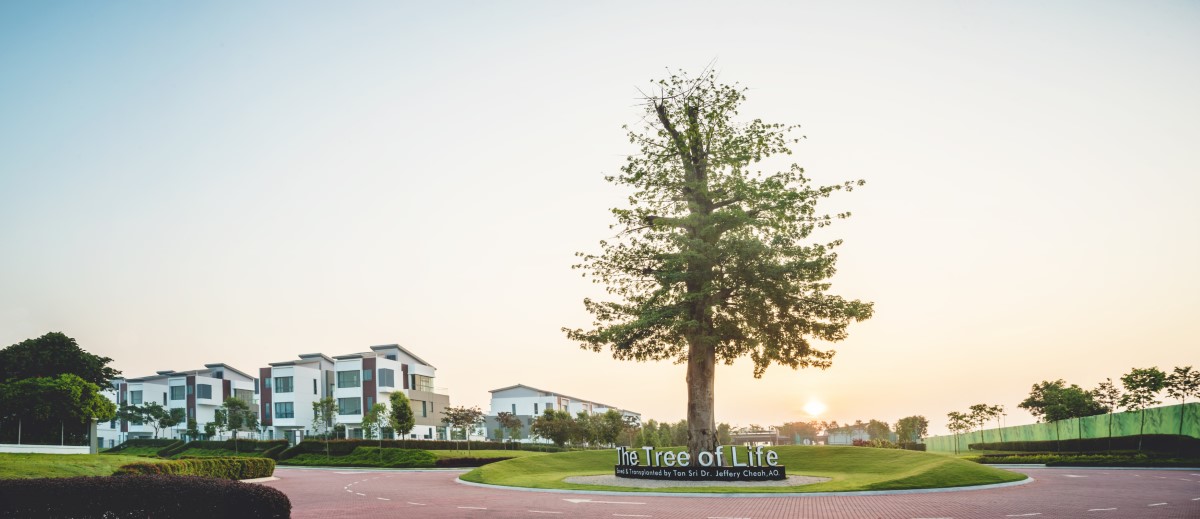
[263,467,1200,518]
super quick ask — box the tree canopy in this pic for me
[565,69,873,460]
[0,332,119,386]
[388,391,416,438]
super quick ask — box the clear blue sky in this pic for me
[2,1,1197,434]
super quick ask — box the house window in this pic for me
[162,392,167,404]
[263,378,272,391]
[214,371,224,379]
[421,401,428,417]
[366,397,374,409]
[363,369,373,382]
[511,403,516,414]
[313,379,318,395]
[130,391,143,405]
[338,398,362,415]
[378,369,395,387]
[187,385,194,395]
[170,386,185,400]
[534,403,538,414]
[197,384,212,399]
[385,354,397,361]
[413,375,434,393]
[337,370,360,388]
[275,377,293,393]
[275,402,294,419]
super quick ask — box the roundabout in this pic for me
[262,465,1200,518]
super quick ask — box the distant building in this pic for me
[95,363,258,448]
[484,384,640,443]
[259,344,449,444]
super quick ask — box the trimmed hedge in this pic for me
[435,457,513,468]
[278,439,561,460]
[0,475,289,519]
[105,438,178,453]
[157,440,189,458]
[114,457,275,480]
[280,447,437,468]
[969,434,1200,456]
[967,452,1200,468]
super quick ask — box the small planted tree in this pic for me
[946,411,968,454]
[530,409,574,448]
[441,405,484,455]
[388,392,416,440]
[1092,378,1122,451]
[221,397,253,454]
[894,415,928,445]
[1119,367,1167,451]
[361,402,388,461]
[138,403,170,439]
[495,411,523,449]
[312,397,338,458]
[185,418,200,442]
[1165,366,1200,439]
[161,408,185,440]
[212,408,228,442]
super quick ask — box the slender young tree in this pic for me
[495,411,523,449]
[388,392,416,440]
[1119,367,1167,451]
[1165,366,1199,439]
[946,411,968,454]
[565,69,874,463]
[1092,378,1121,451]
[361,402,388,462]
[312,397,338,458]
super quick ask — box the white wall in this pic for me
[0,444,90,454]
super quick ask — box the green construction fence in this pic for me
[925,402,1200,453]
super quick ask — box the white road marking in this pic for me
[1193,498,1200,501]
[407,502,427,506]
[458,506,487,510]
[377,498,390,501]
[564,498,646,505]
[1006,514,1041,517]
[344,489,352,493]
[1087,508,1116,511]
[334,471,368,474]
[612,515,652,518]
[1064,475,1087,478]
[707,516,750,519]
[1148,503,1167,507]
[528,511,563,515]
[355,492,365,496]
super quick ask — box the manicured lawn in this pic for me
[0,453,167,479]
[433,449,546,459]
[168,448,266,458]
[460,446,1027,493]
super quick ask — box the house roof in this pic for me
[488,383,638,415]
[203,363,255,381]
[370,344,435,368]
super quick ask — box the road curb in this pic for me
[454,473,1035,498]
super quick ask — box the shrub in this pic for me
[967,452,1200,468]
[114,457,275,480]
[898,442,927,451]
[0,475,289,519]
[105,438,178,453]
[281,447,437,468]
[434,457,513,468]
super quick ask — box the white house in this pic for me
[484,384,640,443]
[260,344,449,444]
[96,364,259,447]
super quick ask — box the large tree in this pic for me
[894,415,928,445]
[565,70,873,462]
[0,332,120,386]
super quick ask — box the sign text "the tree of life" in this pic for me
[616,445,780,468]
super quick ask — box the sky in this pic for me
[2,1,1197,436]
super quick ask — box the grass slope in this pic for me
[0,453,167,479]
[169,448,266,458]
[461,446,1027,493]
[101,446,164,457]
[433,450,546,459]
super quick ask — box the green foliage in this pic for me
[1019,380,1105,422]
[530,409,575,448]
[967,451,1200,467]
[1119,367,1167,411]
[0,453,167,479]
[564,70,873,457]
[282,447,436,468]
[113,457,275,479]
[0,332,119,386]
[0,475,291,518]
[0,373,117,444]
[361,402,387,439]
[388,391,416,437]
[441,405,484,452]
[311,397,337,438]
[969,434,1200,456]
[495,411,523,444]
[894,416,929,444]
[866,419,890,440]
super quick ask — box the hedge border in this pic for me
[0,475,289,519]
[114,457,275,480]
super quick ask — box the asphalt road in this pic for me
[263,466,1200,518]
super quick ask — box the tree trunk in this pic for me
[1138,409,1145,451]
[1107,412,1113,452]
[685,335,717,465]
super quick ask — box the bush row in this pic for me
[114,457,275,480]
[969,434,1200,456]
[185,439,289,452]
[0,475,290,519]
[966,453,1200,468]
[434,457,514,468]
[105,438,178,452]
[279,447,437,468]
[277,439,561,459]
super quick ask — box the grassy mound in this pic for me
[280,447,438,468]
[460,446,1027,493]
[0,453,167,479]
[433,450,546,460]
